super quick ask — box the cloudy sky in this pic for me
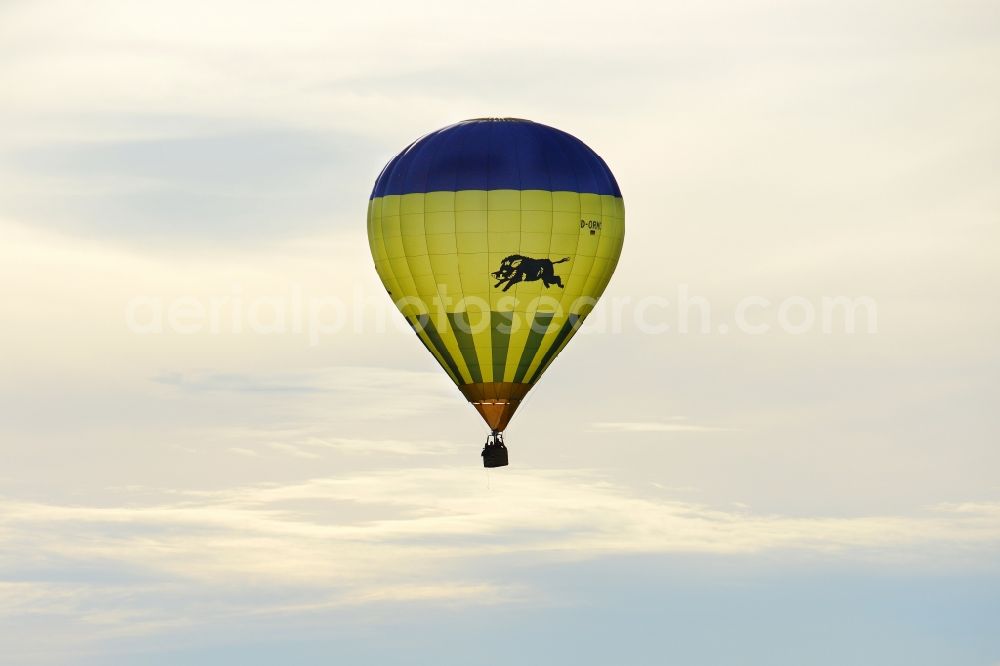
[1,1,998,663]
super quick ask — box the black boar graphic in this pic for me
[491,255,570,292]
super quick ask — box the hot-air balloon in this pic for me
[367,118,624,467]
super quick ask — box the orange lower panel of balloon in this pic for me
[458,382,532,431]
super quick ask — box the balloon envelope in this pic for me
[367,118,624,431]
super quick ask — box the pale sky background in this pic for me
[1,1,999,664]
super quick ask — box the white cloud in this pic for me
[264,442,321,459]
[1,469,997,633]
[307,437,460,456]
[592,420,732,433]
[1,468,996,660]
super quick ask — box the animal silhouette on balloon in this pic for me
[491,255,570,292]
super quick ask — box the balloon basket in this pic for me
[481,431,508,468]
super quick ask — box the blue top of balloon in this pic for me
[371,118,622,199]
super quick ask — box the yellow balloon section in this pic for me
[367,121,624,431]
